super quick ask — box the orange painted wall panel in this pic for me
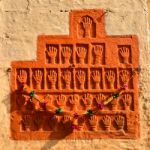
[11,9,139,140]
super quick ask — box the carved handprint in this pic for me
[16,95,28,108]
[48,70,57,89]
[106,70,115,89]
[52,115,59,124]
[33,70,43,89]
[62,115,72,130]
[93,45,103,64]
[22,115,32,131]
[89,115,98,131]
[91,71,101,89]
[102,115,111,131]
[34,113,43,131]
[122,94,132,110]
[17,70,27,84]
[120,70,130,86]
[62,70,71,89]
[82,93,93,109]
[45,95,54,111]
[119,47,130,64]
[78,116,85,131]
[76,47,87,64]
[62,46,72,64]
[47,46,57,64]
[96,94,105,104]
[31,98,41,111]
[82,16,92,37]
[50,115,59,131]
[111,99,118,111]
[115,115,125,130]
[69,94,79,111]
[56,94,66,107]
[76,70,85,89]
[62,115,71,124]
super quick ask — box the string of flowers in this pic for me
[21,68,139,130]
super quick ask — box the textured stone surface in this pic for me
[0,0,150,149]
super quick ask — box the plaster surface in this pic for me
[0,0,150,149]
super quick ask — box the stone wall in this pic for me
[0,0,150,149]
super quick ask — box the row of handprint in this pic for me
[17,68,133,90]
[19,93,133,111]
[45,44,131,65]
[21,113,126,132]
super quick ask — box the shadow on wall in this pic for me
[2,94,10,113]
[1,68,11,113]
[41,140,59,150]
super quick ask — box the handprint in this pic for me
[62,115,71,124]
[76,47,87,64]
[62,115,72,130]
[95,94,105,110]
[56,94,66,107]
[89,115,98,131]
[69,94,79,111]
[34,113,43,131]
[31,98,41,111]
[45,95,54,111]
[16,95,28,108]
[95,94,105,104]
[21,95,35,111]
[62,70,71,89]
[50,115,59,131]
[82,16,92,37]
[76,70,85,89]
[102,115,111,131]
[47,46,57,64]
[22,115,32,131]
[106,70,115,89]
[82,93,93,109]
[48,70,57,89]
[62,46,72,64]
[122,94,132,110]
[91,71,101,89]
[120,70,130,87]
[93,45,103,64]
[78,116,85,131]
[119,47,130,64]
[115,115,125,130]
[17,70,27,84]
[33,70,43,89]
[111,98,118,111]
